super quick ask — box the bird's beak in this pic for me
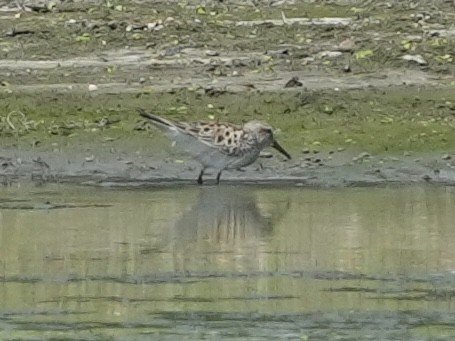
[272,140,291,160]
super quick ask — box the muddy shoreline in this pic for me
[1,145,455,187]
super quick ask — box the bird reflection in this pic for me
[172,187,274,245]
[141,187,291,273]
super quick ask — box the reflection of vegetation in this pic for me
[1,185,455,339]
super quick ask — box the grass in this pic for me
[1,86,455,154]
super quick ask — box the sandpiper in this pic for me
[139,109,291,184]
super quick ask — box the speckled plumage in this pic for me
[138,109,291,184]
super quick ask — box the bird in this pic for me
[138,109,291,184]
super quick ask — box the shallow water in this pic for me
[0,184,454,340]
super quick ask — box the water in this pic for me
[0,184,454,340]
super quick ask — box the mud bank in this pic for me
[1,145,455,187]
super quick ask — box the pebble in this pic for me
[442,154,451,160]
[88,84,98,92]
[352,152,371,162]
[205,50,219,57]
[302,148,310,154]
[401,54,427,65]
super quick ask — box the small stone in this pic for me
[302,148,310,154]
[337,38,355,52]
[319,51,343,58]
[353,152,371,162]
[284,76,303,88]
[85,155,95,162]
[312,150,319,154]
[342,64,351,73]
[205,50,219,57]
[337,147,345,152]
[442,154,451,160]
[403,151,411,156]
[401,54,427,65]
[139,77,146,84]
[422,174,431,181]
[88,84,98,91]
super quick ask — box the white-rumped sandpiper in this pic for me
[139,109,291,184]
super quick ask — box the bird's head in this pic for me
[244,121,291,160]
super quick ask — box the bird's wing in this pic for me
[139,109,251,157]
[180,122,253,157]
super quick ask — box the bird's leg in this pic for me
[197,169,205,185]
[216,171,223,185]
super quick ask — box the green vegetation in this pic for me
[1,86,455,153]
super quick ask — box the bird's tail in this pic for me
[138,109,176,129]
